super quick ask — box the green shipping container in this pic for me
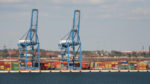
[129,66,134,69]
[12,63,19,65]
[12,66,19,70]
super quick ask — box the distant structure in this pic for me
[18,9,40,69]
[142,46,144,52]
[59,10,82,69]
[149,46,150,56]
[2,44,8,57]
[3,44,7,52]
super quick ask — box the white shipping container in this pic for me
[59,40,72,44]
[19,40,31,44]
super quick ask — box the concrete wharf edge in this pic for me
[0,70,149,73]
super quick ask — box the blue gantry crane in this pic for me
[59,10,82,69]
[18,9,40,69]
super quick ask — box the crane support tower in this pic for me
[18,9,40,69]
[59,10,82,69]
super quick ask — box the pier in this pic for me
[0,70,149,73]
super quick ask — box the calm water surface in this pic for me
[0,72,149,84]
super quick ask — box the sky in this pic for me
[0,0,150,51]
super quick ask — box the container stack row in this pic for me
[88,61,150,70]
[0,60,150,70]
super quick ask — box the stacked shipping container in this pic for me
[0,60,150,70]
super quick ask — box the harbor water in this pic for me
[0,72,150,84]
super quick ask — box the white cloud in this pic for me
[124,8,150,20]
[117,8,150,20]
[97,14,113,18]
[14,4,32,8]
[0,0,37,3]
[40,12,49,17]
[0,12,30,19]
[132,8,150,15]
[126,16,150,20]
[52,0,106,4]
[84,14,113,19]
[0,0,22,3]
[117,0,145,3]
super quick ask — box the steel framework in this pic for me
[18,9,40,69]
[59,10,82,69]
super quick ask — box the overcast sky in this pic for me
[0,0,150,51]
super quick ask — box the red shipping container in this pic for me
[100,64,104,66]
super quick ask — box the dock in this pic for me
[110,70,119,72]
[139,70,147,72]
[10,71,19,73]
[51,70,60,72]
[71,70,81,72]
[61,70,70,72]
[20,71,30,73]
[41,70,50,72]
[91,70,100,72]
[0,70,150,73]
[30,70,40,73]
[120,70,129,72]
[0,71,8,73]
[81,70,90,72]
[129,70,138,72]
[101,70,109,72]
